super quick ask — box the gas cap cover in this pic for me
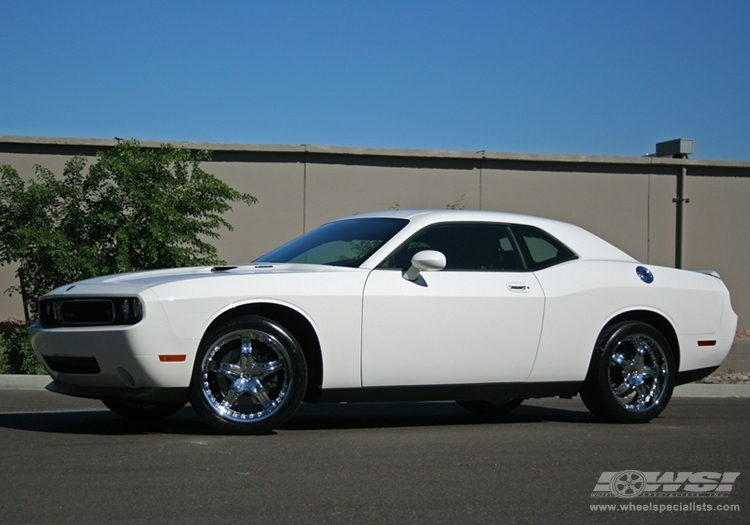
[636,266,654,284]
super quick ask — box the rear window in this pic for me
[511,225,576,270]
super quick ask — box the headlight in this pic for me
[39,297,144,328]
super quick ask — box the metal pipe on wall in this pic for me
[673,166,689,268]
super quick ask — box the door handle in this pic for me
[507,283,531,292]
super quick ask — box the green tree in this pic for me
[0,140,257,322]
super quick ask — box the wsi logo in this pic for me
[591,471,740,498]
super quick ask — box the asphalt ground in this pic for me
[0,389,748,525]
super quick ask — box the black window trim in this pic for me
[375,221,578,273]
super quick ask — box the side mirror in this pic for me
[402,250,446,281]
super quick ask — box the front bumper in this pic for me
[29,303,198,393]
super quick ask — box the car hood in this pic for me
[43,263,357,297]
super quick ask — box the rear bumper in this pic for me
[675,366,719,386]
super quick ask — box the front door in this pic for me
[361,223,545,387]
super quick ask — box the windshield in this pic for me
[254,218,409,267]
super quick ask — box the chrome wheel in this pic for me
[581,321,675,423]
[191,316,307,434]
[608,333,668,413]
[200,328,291,422]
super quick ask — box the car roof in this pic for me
[351,209,562,224]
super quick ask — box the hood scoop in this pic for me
[211,266,238,272]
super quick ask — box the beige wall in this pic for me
[1,138,749,330]
[206,160,305,263]
[304,162,481,229]
[682,175,750,329]
[0,152,72,180]
[482,169,651,261]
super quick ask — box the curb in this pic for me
[716,339,750,373]
[672,383,750,398]
[1,375,750,397]
[0,375,52,390]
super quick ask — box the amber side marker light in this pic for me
[697,340,717,347]
[159,355,187,362]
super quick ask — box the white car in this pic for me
[30,210,737,433]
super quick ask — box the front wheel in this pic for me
[190,315,307,434]
[580,321,675,423]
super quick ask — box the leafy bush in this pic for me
[0,140,256,373]
[0,326,45,375]
[0,338,9,374]
[0,139,256,320]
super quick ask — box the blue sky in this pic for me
[1,1,748,159]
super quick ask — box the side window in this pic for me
[382,223,525,271]
[511,225,576,270]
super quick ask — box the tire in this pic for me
[580,321,675,423]
[102,399,186,421]
[190,315,307,434]
[456,398,523,415]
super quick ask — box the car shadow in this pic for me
[281,401,598,431]
[0,408,207,436]
[0,401,598,436]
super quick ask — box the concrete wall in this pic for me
[681,173,750,329]
[1,137,749,331]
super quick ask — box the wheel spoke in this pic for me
[611,352,637,374]
[210,361,241,380]
[612,382,632,397]
[632,343,647,370]
[634,382,652,400]
[611,352,627,368]
[639,363,660,379]
[222,379,245,407]
[254,359,284,379]
[247,378,273,408]
[239,336,256,371]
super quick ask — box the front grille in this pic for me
[58,300,114,325]
[43,355,101,374]
[39,297,143,328]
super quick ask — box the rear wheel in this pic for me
[456,398,523,415]
[580,321,674,423]
[190,315,307,434]
[102,399,186,421]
